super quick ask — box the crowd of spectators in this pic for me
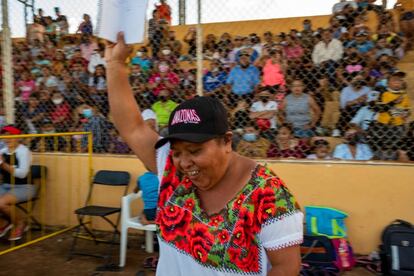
[1,0,414,161]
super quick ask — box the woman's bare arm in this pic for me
[106,33,159,172]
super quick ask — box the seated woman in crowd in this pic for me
[267,123,310,159]
[0,125,33,241]
[333,124,373,160]
[88,64,107,108]
[256,48,287,89]
[279,79,321,138]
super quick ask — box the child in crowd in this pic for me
[307,139,332,160]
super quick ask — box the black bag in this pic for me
[301,235,338,270]
[380,220,414,276]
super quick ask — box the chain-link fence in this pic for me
[2,0,414,161]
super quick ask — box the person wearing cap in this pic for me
[226,51,260,105]
[106,32,303,276]
[0,125,34,241]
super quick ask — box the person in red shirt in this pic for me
[148,62,179,97]
[49,91,72,132]
[155,0,171,25]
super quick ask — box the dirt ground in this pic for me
[0,229,374,276]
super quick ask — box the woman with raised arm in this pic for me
[106,33,303,276]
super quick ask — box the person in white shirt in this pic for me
[250,89,278,130]
[312,29,344,65]
[88,43,106,74]
[350,91,379,130]
[0,126,34,241]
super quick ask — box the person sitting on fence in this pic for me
[333,124,373,160]
[306,139,333,160]
[0,125,34,241]
[267,123,310,159]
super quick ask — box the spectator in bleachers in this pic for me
[151,89,178,132]
[167,30,183,58]
[262,31,276,50]
[279,79,321,138]
[307,139,332,160]
[249,89,278,138]
[312,29,344,86]
[249,33,263,56]
[54,7,69,38]
[79,34,98,61]
[50,90,71,132]
[332,0,358,14]
[70,61,89,85]
[16,71,36,103]
[21,93,45,134]
[89,64,107,94]
[152,19,170,58]
[226,51,260,105]
[155,0,172,25]
[148,61,180,97]
[228,35,244,64]
[333,124,373,160]
[374,36,394,58]
[301,19,315,51]
[44,16,57,46]
[204,34,218,59]
[51,50,67,76]
[88,43,106,74]
[108,128,131,154]
[131,47,152,73]
[236,120,270,158]
[237,36,260,63]
[336,74,371,135]
[36,66,59,88]
[68,48,88,69]
[398,121,414,161]
[217,32,233,52]
[158,45,178,65]
[38,118,67,152]
[284,35,305,69]
[130,64,149,91]
[76,13,93,36]
[346,30,375,56]
[82,106,111,153]
[315,75,341,135]
[27,17,45,45]
[34,50,51,67]
[257,49,288,87]
[267,123,310,158]
[350,90,379,130]
[203,59,227,96]
[36,8,47,26]
[337,48,367,88]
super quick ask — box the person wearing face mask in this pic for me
[151,90,178,132]
[131,47,152,73]
[226,52,260,106]
[148,62,180,97]
[37,119,67,152]
[50,91,71,132]
[158,45,177,65]
[250,89,278,139]
[81,106,112,153]
[236,122,270,158]
[333,125,373,160]
[203,60,227,95]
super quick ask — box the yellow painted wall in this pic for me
[29,153,414,254]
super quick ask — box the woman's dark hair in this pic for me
[278,123,294,133]
[93,65,106,85]
[313,139,330,148]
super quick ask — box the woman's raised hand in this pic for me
[105,32,132,66]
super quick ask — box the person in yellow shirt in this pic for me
[377,71,411,126]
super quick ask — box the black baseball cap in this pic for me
[154,96,229,149]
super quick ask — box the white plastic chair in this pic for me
[119,191,157,267]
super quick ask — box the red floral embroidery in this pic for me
[175,238,191,253]
[227,245,259,272]
[252,187,277,225]
[181,176,193,189]
[232,194,246,210]
[184,198,195,211]
[232,207,257,247]
[208,215,224,227]
[189,224,214,263]
[158,205,192,242]
[217,229,230,244]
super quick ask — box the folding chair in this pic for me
[119,190,157,267]
[15,165,48,230]
[68,170,130,261]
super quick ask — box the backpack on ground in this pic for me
[380,219,414,276]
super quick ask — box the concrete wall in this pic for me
[28,153,414,254]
